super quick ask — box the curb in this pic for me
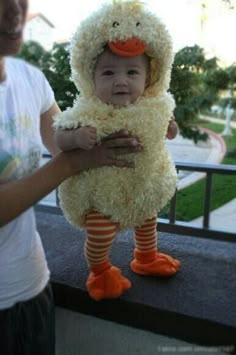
[177,127,227,190]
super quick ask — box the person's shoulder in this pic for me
[7,57,44,78]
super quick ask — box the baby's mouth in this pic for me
[114,92,129,95]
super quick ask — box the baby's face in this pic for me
[94,49,149,107]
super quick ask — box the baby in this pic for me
[54,1,180,301]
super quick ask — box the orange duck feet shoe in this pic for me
[130,249,180,277]
[86,263,131,301]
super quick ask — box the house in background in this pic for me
[24,13,55,50]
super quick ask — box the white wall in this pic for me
[24,16,54,51]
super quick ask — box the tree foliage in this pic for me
[17,41,236,142]
[170,45,212,142]
[17,41,78,111]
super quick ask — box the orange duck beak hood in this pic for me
[70,1,174,98]
[108,37,146,57]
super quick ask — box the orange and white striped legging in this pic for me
[85,210,157,269]
[134,215,157,253]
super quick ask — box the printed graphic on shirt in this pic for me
[0,148,41,183]
[0,151,21,181]
[0,115,41,183]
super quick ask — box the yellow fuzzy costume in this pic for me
[54,1,180,301]
[54,1,177,230]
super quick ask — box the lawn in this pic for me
[161,121,236,222]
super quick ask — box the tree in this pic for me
[170,45,212,142]
[222,0,235,9]
[43,43,78,111]
[203,61,236,110]
[17,41,78,111]
[17,40,48,68]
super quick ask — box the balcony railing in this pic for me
[37,157,236,242]
[158,162,236,242]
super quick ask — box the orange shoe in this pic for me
[86,262,131,301]
[130,249,180,277]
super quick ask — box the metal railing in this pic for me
[158,162,236,242]
[37,158,236,242]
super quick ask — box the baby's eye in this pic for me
[113,21,120,28]
[128,69,139,75]
[102,70,114,76]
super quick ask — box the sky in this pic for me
[28,0,201,46]
[28,0,236,65]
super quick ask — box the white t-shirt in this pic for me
[0,57,54,309]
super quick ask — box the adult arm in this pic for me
[40,101,61,156]
[0,153,68,227]
[0,135,142,227]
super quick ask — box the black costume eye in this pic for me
[113,21,120,28]
[136,22,141,27]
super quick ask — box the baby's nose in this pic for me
[114,75,128,86]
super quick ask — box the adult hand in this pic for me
[64,130,143,174]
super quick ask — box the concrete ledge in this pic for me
[36,211,236,346]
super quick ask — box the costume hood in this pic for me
[70,0,174,98]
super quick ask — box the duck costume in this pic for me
[54,0,180,301]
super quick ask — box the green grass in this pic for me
[161,122,236,221]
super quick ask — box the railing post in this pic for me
[56,188,60,206]
[169,189,177,224]
[203,173,212,228]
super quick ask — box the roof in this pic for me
[54,38,69,44]
[27,13,55,28]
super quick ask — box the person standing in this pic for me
[0,0,143,353]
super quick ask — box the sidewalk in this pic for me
[166,119,236,232]
[166,126,226,190]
